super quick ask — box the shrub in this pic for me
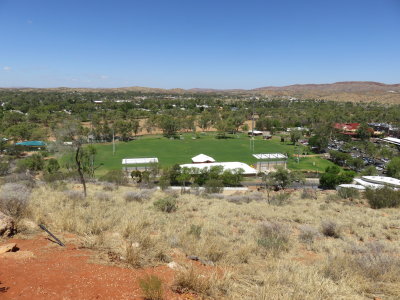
[321,220,341,238]
[99,170,128,186]
[16,154,45,172]
[3,173,36,188]
[365,187,400,209]
[45,158,60,174]
[172,267,213,296]
[204,179,223,194]
[337,187,359,199]
[94,192,111,202]
[257,221,290,254]
[158,176,170,191]
[124,190,154,203]
[301,188,317,199]
[139,275,163,300]
[319,166,355,189]
[269,192,291,206]
[102,182,118,191]
[64,190,84,201]
[187,224,202,239]
[298,225,320,244]
[42,171,67,183]
[0,159,10,176]
[0,183,31,219]
[386,157,400,179]
[153,197,177,213]
[227,192,264,204]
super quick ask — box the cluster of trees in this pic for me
[319,166,356,189]
[2,90,400,144]
[262,167,305,190]
[159,164,244,188]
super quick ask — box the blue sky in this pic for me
[0,0,399,89]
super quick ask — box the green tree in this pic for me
[357,123,372,141]
[386,157,400,179]
[308,134,329,153]
[45,158,60,174]
[158,115,181,137]
[290,130,302,145]
[319,166,355,189]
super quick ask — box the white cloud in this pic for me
[3,66,11,71]
[100,75,109,80]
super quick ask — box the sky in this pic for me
[0,0,399,89]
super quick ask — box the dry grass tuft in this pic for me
[139,274,164,300]
[124,190,154,203]
[257,221,291,255]
[321,220,341,238]
[0,183,31,219]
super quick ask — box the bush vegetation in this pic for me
[365,187,400,209]
[153,197,177,213]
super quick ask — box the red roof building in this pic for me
[333,123,360,135]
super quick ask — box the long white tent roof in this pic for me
[191,154,215,163]
[253,153,287,160]
[122,158,158,165]
[337,184,366,190]
[354,178,384,189]
[180,162,258,175]
[362,176,400,187]
[381,137,400,146]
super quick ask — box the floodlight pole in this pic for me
[112,127,115,155]
[251,96,255,152]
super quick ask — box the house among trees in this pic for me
[333,123,360,136]
[15,140,46,150]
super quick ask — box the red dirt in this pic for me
[0,236,193,300]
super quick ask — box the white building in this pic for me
[180,162,258,176]
[191,154,216,164]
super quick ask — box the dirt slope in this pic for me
[0,236,190,300]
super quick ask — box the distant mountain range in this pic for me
[2,81,400,103]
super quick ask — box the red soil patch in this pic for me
[0,236,193,300]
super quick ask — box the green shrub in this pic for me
[319,166,355,189]
[386,157,400,179]
[45,158,60,174]
[139,275,163,300]
[42,171,67,183]
[365,187,400,209]
[158,176,170,190]
[16,153,44,172]
[153,197,177,213]
[99,170,128,186]
[337,187,360,199]
[187,224,202,239]
[204,179,223,194]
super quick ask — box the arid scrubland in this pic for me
[6,179,400,300]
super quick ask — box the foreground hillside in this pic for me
[1,179,400,299]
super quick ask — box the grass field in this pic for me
[93,133,335,175]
